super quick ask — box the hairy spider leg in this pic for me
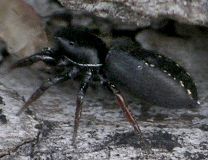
[100,78,150,150]
[16,67,80,115]
[114,89,141,133]
[108,83,142,135]
[10,48,57,70]
[72,70,92,147]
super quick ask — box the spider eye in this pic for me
[69,41,75,46]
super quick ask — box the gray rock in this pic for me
[0,0,48,58]
[58,0,208,27]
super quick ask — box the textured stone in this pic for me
[58,0,208,27]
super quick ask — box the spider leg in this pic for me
[109,84,142,136]
[10,48,57,70]
[102,81,151,151]
[17,67,80,115]
[72,70,92,147]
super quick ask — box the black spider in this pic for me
[10,28,144,146]
[11,25,198,148]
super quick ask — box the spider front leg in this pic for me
[10,48,57,70]
[72,70,92,147]
[17,67,80,115]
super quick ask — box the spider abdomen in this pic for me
[105,49,198,108]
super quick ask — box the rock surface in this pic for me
[0,0,48,58]
[58,0,208,27]
[0,0,208,160]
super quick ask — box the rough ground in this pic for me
[0,0,208,160]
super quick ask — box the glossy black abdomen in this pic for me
[104,49,198,108]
